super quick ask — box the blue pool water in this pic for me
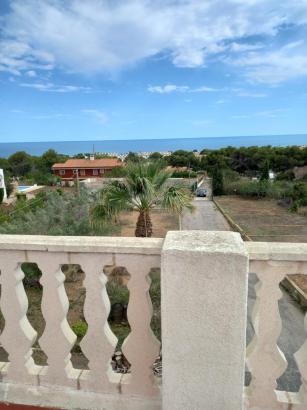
[18,185,32,192]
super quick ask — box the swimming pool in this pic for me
[17,185,32,192]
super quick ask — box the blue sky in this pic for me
[0,0,307,143]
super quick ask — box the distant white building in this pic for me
[0,169,7,200]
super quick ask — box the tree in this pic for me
[212,165,224,196]
[38,149,66,173]
[8,151,33,176]
[124,152,144,163]
[90,162,194,237]
[149,152,163,161]
[167,150,199,169]
[260,160,270,181]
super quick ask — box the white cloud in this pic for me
[26,70,36,77]
[148,85,189,94]
[192,86,219,93]
[82,109,108,124]
[20,82,91,92]
[0,0,306,82]
[148,84,219,94]
[229,41,307,84]
[229,42,264,53]
[235,91,267,98]
[0,39,54,75]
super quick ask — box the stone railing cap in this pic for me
[163,230,247,256]
[0,235,163,255]
[246,241,307,261]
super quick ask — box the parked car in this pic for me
[195,188,207,197]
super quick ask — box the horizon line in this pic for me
[1,133,307,145]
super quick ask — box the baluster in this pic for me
[294,262,307,408]
[246,260,300,409]
[117,254,160,396]
[33,253,80,387]
[73,254,118,392]
[0,251,39,384]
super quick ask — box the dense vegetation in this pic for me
[0,189,116,236]
[2,145,307,183]
[1,144,307,214]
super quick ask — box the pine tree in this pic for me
[212,166,224,196]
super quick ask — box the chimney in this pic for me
[90,154,95,161]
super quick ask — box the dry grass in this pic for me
[215,196,307,242]
[215,195,307,297]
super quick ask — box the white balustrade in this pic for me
[0,235,163,410]
[246,242,307,409]
[0,235,307,410]
[0,252,39,384]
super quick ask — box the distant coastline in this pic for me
[0,134,306,158]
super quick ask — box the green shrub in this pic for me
[276,170,295,181]
[21,263,42,287]
[0,189,117,236]
[0,188,4,204]
[106,281,129,305]
[107,167,127,177]
[72,320,88,338]
[171,171,197,178]
[16,192,27,202]
[224,179,268,198]
[288,182,307,211]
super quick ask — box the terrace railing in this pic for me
[0,232,306,410]
[245,241,307,410]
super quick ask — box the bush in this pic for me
[107,167,127,177]
[276,170,295,181]
[171,171,197,178]
[72,320,88,338]
[224,179,268,198]
[0,188,4,204]
[21,263,42,288]
[288,182,307,212]
[0,188,117,236]
[16,192,27,202]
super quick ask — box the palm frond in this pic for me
[161,186,195,215]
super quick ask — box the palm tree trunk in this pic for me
[135,210,153,237]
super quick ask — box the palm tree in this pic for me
[90,161,194,237]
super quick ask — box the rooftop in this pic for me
[52,158,122,169]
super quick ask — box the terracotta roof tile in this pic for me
[52,158,122,169]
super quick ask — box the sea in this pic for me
[0,134,306,158]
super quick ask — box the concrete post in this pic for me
[161,231,248,410]
[0,169,7,200]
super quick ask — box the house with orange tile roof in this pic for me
[52,157,122,180]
